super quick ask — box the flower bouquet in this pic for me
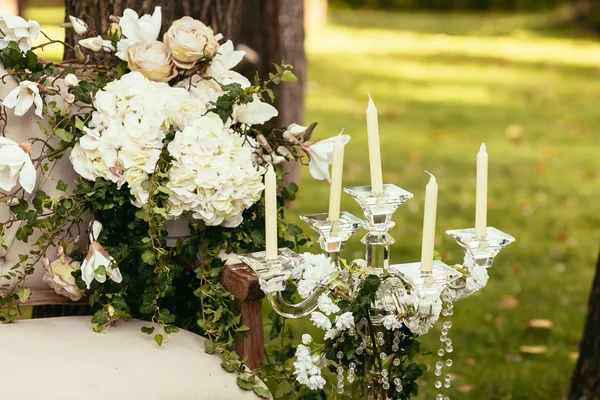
[0,7,348,396]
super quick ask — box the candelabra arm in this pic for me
[267,275,338,318]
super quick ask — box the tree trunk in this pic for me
[569,251,600,400]
[573,0,600,33]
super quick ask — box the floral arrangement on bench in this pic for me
[0,7,343,397]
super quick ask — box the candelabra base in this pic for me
[446,227,515,268]
[238,248,303,294]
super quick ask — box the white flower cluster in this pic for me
[70,71,264,227]
[293,252,338,299]
[0,14,40,52]
[293,343,326,390]
[70,72,189,206]
[166,113,265,227]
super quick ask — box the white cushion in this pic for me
[1,316,268,399]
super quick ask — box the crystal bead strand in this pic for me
[435,302,454,399]
[337,348,344,394]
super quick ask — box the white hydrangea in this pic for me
[294,253,337,299]
[324,328,339,341]
[335,311,355,331]
[317,293,340,316]
[382,314,403,331]
[465,266,489,292]
[310,311,332,330]
[70,72,189,205]
[293,344,326,390]
[166,112,264,227]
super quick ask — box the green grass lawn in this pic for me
[291,8,600,399]
[24,6,600,399]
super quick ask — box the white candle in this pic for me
[265,164,278,259]
[420,172,438,274]
[366,94,384,193]
[475,143,488,237]
[328,133,345,221]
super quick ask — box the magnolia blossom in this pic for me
[303,134,351,182]
[164,16,219,69]
[116,6,162,60]
[68,16,87,35]
[0,14,40,52]
[64,73,79,87]
[302,334,312,345]
[310,311,332,330]
[293,253,337,299]
[233,95,278,125]
[382,314,403,331]
[42,255,85,301]
[283,123,308,143]
[80,221,122,289]
[127,41,177,82]
[79,36,114,52]
[2,80,43,117]
[317,293,340,316]
[206,40,250,87]
[166,112,265,227]
[0,138,36,193]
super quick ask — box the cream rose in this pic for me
[163,16,219,69]
[127,41,177,82]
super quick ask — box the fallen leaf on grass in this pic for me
[467,358,476,366]
[527,319,553,330]
[520,345,547,354]
[457,384,475,394]
[569,352,579,362]
[499,295,519,309]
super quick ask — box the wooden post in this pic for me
[219,263,265,370]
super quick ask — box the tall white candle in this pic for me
[420,172,438,274]
[328,133,345,221]
[265,164,278,259]
[475,143,488,237]
[366,94,384,193]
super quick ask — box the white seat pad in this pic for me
[1,316,268,400]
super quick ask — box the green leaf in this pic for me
[164,325,180,334]
[17,287,30,303]
[252,386,272,398]
[94,264,106,276]
[154,333,164,346]
[204,339,215,354]
[141,250,155,265]
[75,116,85,131]
[158,308,176,324]
[56,180,68,191]
[91,309,108,325]
[237,377,254,391]
[274,381,294,397]
[141,326,155,335]
[111,296,127,310]
[281,70,297,82]
[10,200,28,215]
[54,128,74,142]
[25,50,40,71]
[287,223,302,236]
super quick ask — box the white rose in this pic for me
[163,16,219,69]
[2,80,43,117]
[127,41,177,82]
[68,16,88,35]
[64,73,79,87]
